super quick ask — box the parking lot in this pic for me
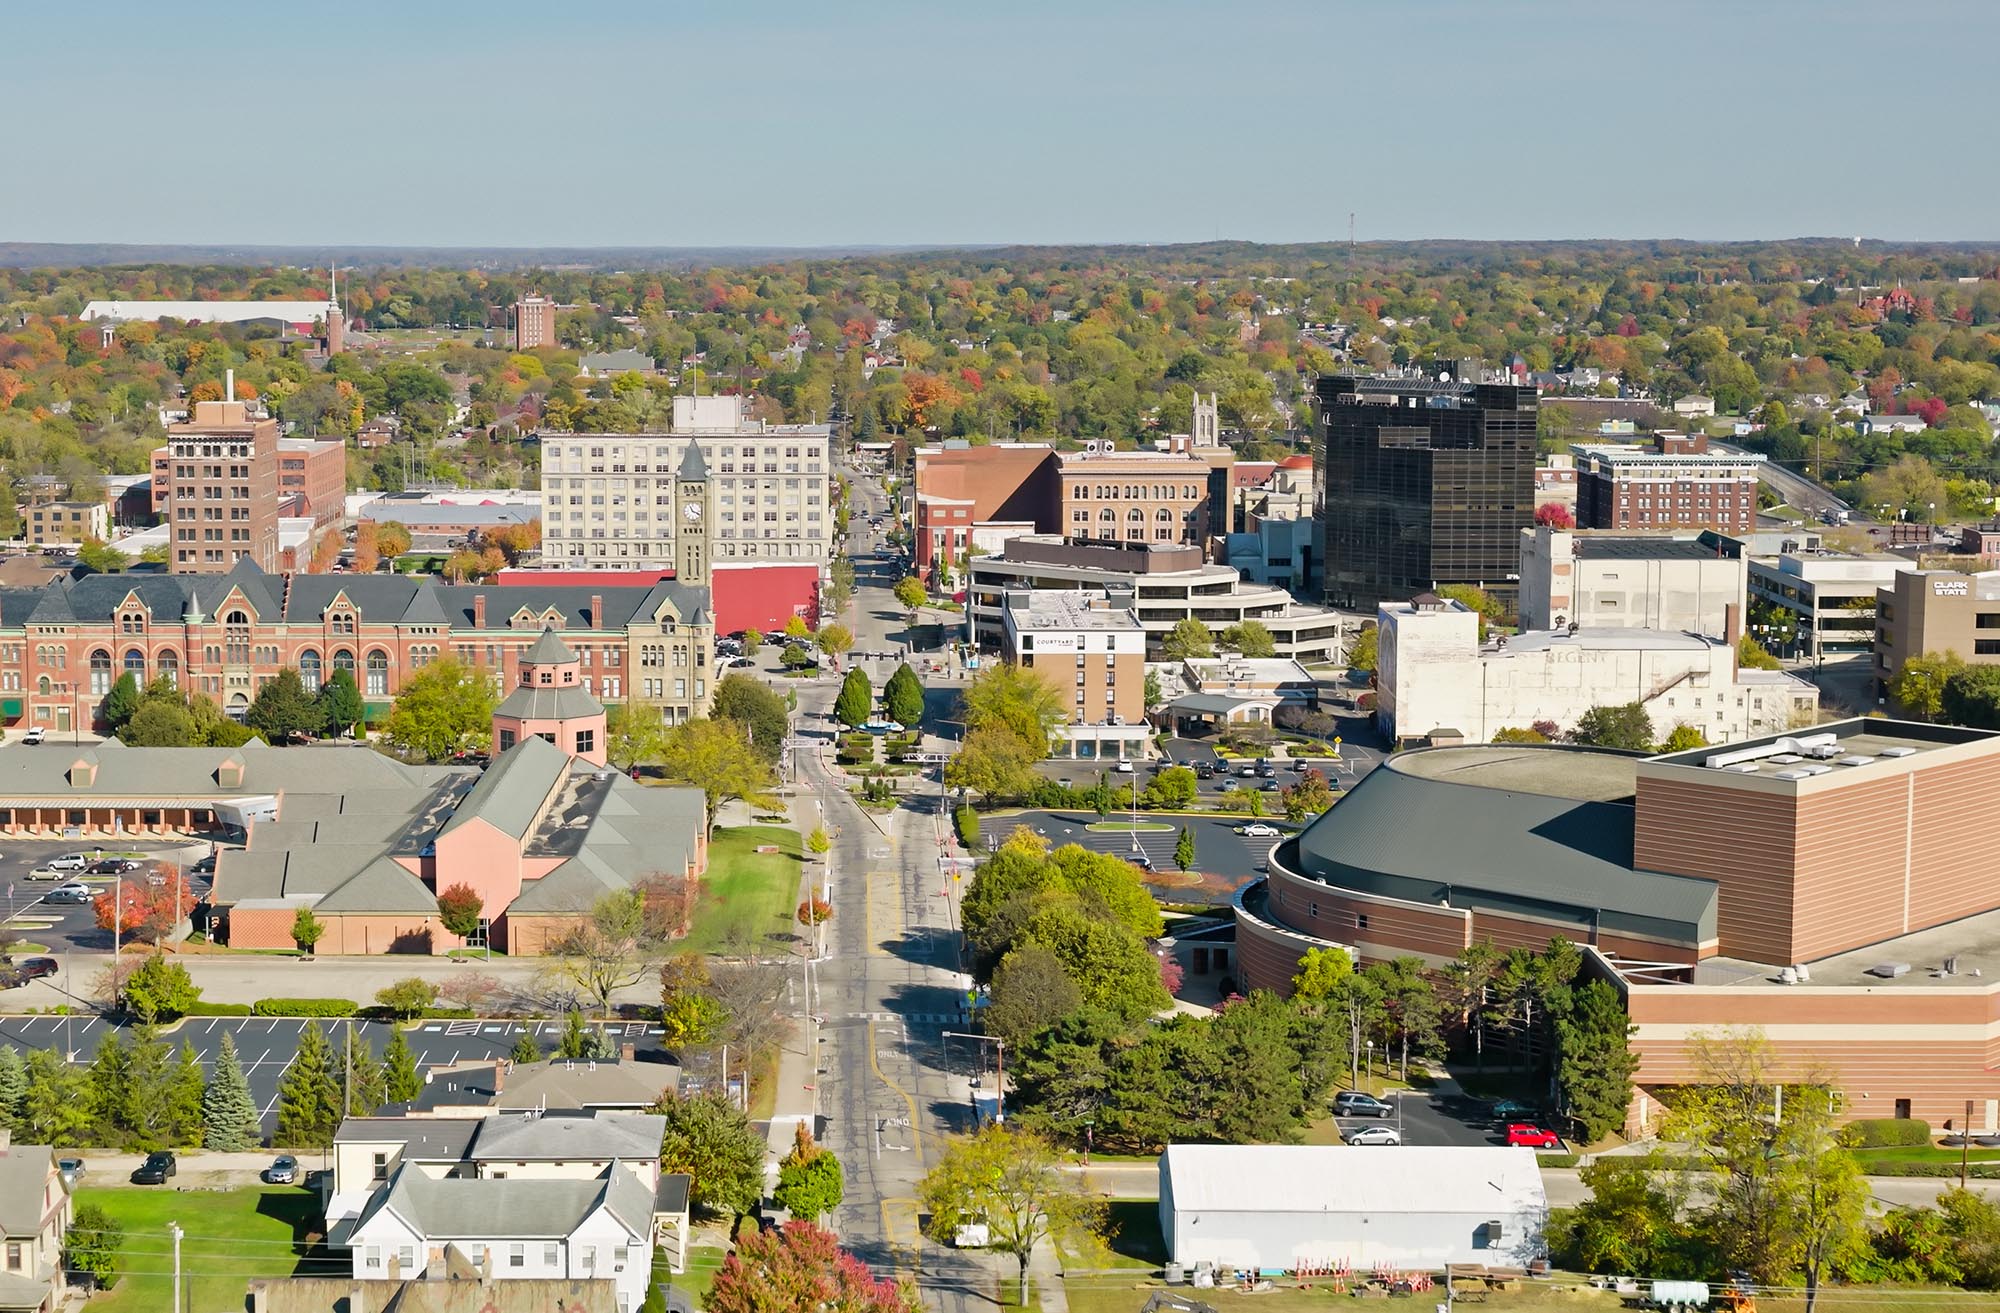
[1329,1084,1522,1149]
[999,809,1295,887]
[0,1014,668,1133]
[0,840,206,954]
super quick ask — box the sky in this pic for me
[5,0,1995,249]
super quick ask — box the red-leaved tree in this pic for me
[94,879,196,946]
[708,1221,915,1313]
[1534,502,1576,529]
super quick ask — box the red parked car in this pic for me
[1505,1123,1562,1149]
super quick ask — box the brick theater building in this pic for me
[1234,720,2000,1130]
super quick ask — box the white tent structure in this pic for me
[1158,1144,1548,1273]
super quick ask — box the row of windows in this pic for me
[1068,483,1203,500]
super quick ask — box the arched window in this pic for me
[365,650,389,697]
[332,648,355,676]
[124,649,146,680]
[298,650,322,693]
[157,650,179,688]
[1155,508,1173,522]
[36,676,50,696]
[89,649,112,695]
[223,610,251,665]
[1126,508,1144,523]
[1098,508,1115,524]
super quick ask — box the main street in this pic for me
[796,458,996,1307]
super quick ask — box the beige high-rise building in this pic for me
[165,378,278,574]
[541,396,833,569]
[514,293,557,351]
[999,587,1149,761]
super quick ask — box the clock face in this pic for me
[682,502,703,523]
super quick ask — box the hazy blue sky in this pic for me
[6,0,1992,247]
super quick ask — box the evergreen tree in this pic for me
[202,1031,261,1151]
[342,1027,386,1118]
[883,663,925,728]
[85,1033,130,1144]
[166,1043,206,1146]
[318,667,364,738]
[121,1026,175,1146]
[276,1023,342,1148]
[382,1028,423,1104]
[556,1009,591,1059]
[101,673,142,733]
[1175,826,1196,873]
[0,1045,25,1132]
[511,1031,543,1065]
[21,1050,92,1147]
[773,1123,845,1222]
[833,667,874,728]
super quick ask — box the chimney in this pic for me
[589,594,602,628]
[226,368,235,403]
[619,1042,635,1062]
[1724,602,1743,665]
[350,1282,369,1313]
[492,1061,505,1092]
[473,594,487,627]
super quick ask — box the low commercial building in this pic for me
[1749,550,1910,660]
[968,536,1344,663]
[1875,568,2000,697]
[1158,1145,1546,1272]
[1222,517,1315,592]
[1517,527,1746,635]
[998,588,1148,761]
[24,502,107,547]
[1235,719,2000,1131]
[1375,595,1816,747]
[276,439,347,525]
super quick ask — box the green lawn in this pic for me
[1851,1144,2000,1169]
[78,1185,339,1313]
[681,824,804,956]
[1063,1281,1979,1313]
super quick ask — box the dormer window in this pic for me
[330,610,356,635]
[119,611,145,635]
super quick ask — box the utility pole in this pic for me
[169,1222,184,1313]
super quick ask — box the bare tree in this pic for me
[437,971,505,1013]
[545,890,653,1014]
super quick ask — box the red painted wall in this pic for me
[495,565,820,636]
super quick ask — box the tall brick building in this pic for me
[160,392,278,574]
[1572,433,1763,533]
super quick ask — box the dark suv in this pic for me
[131,1151,177,1185]
[1332,1091,1395,1118]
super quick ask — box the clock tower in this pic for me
[675,440,712,586]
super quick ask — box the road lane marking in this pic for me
[868,1020,923,1163]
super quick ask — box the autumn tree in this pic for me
[772,1123,845,1223]
[385,656,496,761]
[707,1221,914,1313]
[436,884,484,941]
[94,880,195,947]
[657,717,779,833]
[351,521,381,572]
[920,1124,1106,1304]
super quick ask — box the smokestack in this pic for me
[225,368,235,403]
[619,1042,636,1062]
[1724,602,1743,670]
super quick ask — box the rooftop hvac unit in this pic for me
[1771,769,1811,781]
[1839,755,1875,766]
[1769,754,1803,765]
[1794,963,1812,982]
[1866,962,1911,979]
[1724,763,1761,774]
[1880,745,1918,757]
[1778,967,1799,985]
[1804,742,1843,759]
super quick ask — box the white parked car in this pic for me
[44,854,89,872]
[1345,1124,1402,1146]
[1234,823,1280,838]
[1115,760,1135,774]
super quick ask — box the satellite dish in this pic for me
[1437,370,1451,383]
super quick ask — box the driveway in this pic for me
[995,809,1294,899]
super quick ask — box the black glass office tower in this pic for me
[1313,372,1537,612]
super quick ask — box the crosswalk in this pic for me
[835,1010,961,1025]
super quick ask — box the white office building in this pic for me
[1376,595,1817,747]
[1517,526,1747,636]
[541,396,832,568]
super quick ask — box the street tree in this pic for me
[1220,620,1277,657]
[772,1123,845,1222]
[710,674,790,762]
[102,673,142,733]
[1345,624,1378,673]
[1890,650,1966,721]
[609,700,670,770]
[658,718,778,833]
[436,884,484,941]
[807,826,831,857]
[944,725,1040,801]
[374,977,438,1019]
[985,944,1085,1048]
[815,623,854,662]
[1556,980,1641,1143]
[708,1221,914,1313]
[120,952,200,1021]
[1175,826,1196,873]
[291,907,325,954]
[920,1124,1107,1304]
[960,663,1067,755]
[892,576,928,616]
[656,1092,767,1223]
[385,656,495,760]
[833,668,873,727]
[548,889,652,1014]
[1161,617,1215,660]
[883,663,926,728]
[245,668,325,742]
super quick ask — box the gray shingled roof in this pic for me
[522,628,577,664]
[438,735,568,841]
[494,684,603,722]
[1288,747,1717,944]
[333,1117,482,1161]
[678,440,707,480]
[0,739,445,805]
[358,1161,653,1242]
[467,1112,666,1163]
[0,1146,56,1237]
[311,857,440,915]
[494,1060,679,1112]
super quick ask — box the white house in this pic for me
[0,1139,70,1313]
[347,1161,658,1312]
[1158,1145,1548,1272]
[1672,394,1716,418]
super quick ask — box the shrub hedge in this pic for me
[182,1002,254,1017]
[1843,1118,1932,1148]
[252,998,358,1018]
